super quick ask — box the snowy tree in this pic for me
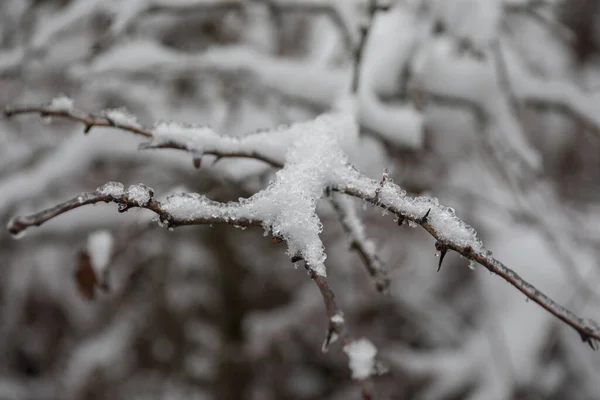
[1,1,600,399]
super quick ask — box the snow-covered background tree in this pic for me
[1,0,600,399]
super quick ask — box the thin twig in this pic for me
[310,271,376,398]
[3,105,282,166]
[329,192,389,292]
[340,183,600,349]
[6,188,259,236]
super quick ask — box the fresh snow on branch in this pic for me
[5,102,600,350]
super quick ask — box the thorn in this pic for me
[581,333,598,350]
[321,326,339,353]
[397,215,405,226]
[84,124,92,134]
[117,203,129,213]
[193,157,201,169]
[374,168,389,201]
[420,208,431,224]
[435,241,448,272]
[212,156,223,166]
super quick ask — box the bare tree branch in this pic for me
[310,271,376,399]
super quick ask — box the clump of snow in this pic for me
[87,230,114,276]
[152,122,220,152]
[97,182,125,199]
[103,108,141,127]
[343,338,377,380]
[158,113,358,276]
[375,183,486,254]
[47,94,74,112]
[331,314,345,324]
[126,184,153,206]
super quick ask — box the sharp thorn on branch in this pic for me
[321,326,338,353]
[435,241,448,272]
[374,168,389,202]
[84,124,93,134]
[581,333,598,351]
[420,208,431,224]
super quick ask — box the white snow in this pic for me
[103,108,141,128]
[47,94,74,112]
[159,112,357,276]
[126,184,153,206]
[87,230,114,274]
[341,177,487,255]
[97,181,125,199]
[331,314,345,324]
[343,338,377,380]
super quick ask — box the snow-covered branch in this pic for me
[5,102,600,352]
[329,191,389,292]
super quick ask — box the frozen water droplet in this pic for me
[42,116,53,124]
[168,227,174,232]
[467,260,476,270]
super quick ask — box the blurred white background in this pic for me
[1,1,600,399]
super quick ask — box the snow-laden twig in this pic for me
[74,41,424,149]
[5,103,600,351]
[329,192,389,292]
[3,102,281,166]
